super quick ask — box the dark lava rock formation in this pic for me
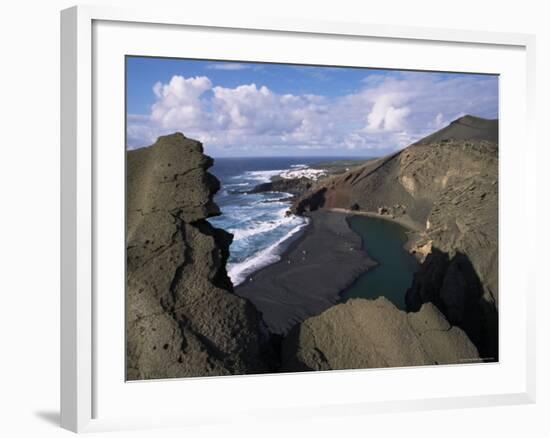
[247,176,314,196]
[126,133,269,379]
[282,297,480,371]
[290,115,499,360]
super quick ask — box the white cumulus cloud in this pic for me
[150,75,212,130]
[127,71,498,155]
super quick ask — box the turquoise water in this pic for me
[341,216,419,310]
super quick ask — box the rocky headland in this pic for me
[245,160,370,199]
[246,176,314,196]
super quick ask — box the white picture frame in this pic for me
[60,4,536,433]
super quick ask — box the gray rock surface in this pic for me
[126,133,268,379]
[282,297,480,371]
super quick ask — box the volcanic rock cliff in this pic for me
[291,115,499,360]
[126,133,269,379]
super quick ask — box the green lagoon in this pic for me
[342,215,420,310]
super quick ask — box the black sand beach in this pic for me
[235,210,377,335]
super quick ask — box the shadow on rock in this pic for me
[406,248,498,361]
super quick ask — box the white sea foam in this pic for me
[243,169,285,183]
[228,211,299,241]
[228,217,309,286]
[251,192,293,203]
[219,162,326,286]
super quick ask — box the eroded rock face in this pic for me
[405,138,499,359]
[281,297,480,371]
[126,133,268,379]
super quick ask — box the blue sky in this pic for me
[126,57,498,157]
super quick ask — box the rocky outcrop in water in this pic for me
[247,177,314,196]
[282,297,480,371]
[126,133,269,379]
[291,115,499,359]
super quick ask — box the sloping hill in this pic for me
[293,115,497,228]
[413,114,498,145]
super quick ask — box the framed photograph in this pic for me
[61,5,536,433]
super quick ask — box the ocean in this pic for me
[208,156,338,286]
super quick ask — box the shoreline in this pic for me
[235,209,377,336]
[228,213,309,286]
[328,207,428,260]
[327,207,423,232]
[235,216,312,287]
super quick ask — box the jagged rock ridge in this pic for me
[126,133,269,379]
